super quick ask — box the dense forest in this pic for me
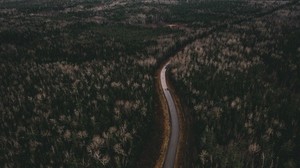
[170,1,300,167]
[1,0,299,167]
[0,1,183,167]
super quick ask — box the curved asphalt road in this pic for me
[160,63,180,168]
[156,2,298,167]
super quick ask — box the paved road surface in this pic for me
[160,63,180,168]
[156,2,299,167]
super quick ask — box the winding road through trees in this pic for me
[160,63,180,168]
[154,1,299,167]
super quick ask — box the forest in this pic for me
[169,1,300,167]
[1,0,299,167]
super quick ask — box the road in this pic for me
[155,2,299,167]
[160,63,180,168]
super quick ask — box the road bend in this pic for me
[160,63,180,168]
[155,2,299,168]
